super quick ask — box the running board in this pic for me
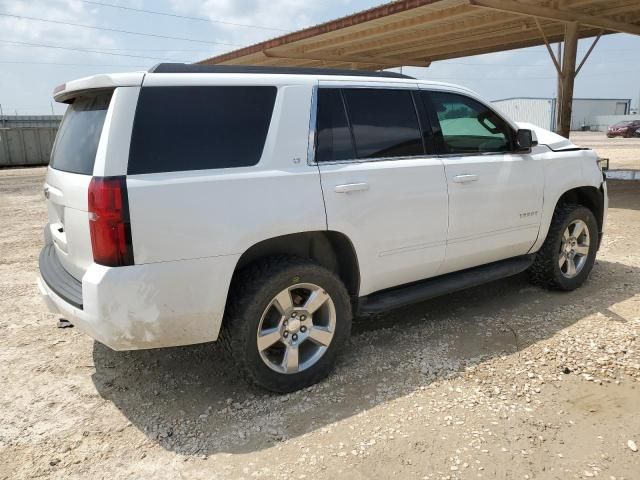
[358,255,534,314]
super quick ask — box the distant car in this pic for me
[607,120,640,138]
[635,128,640,138]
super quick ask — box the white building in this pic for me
[492,97,631,131]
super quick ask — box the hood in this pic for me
[515,121,576,151]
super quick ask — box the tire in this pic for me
[528,203,599,291]
[221,256,352,393]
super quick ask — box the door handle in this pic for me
[452,174,479,184]
[335,182,369,193]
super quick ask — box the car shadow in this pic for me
[92,259,638,456]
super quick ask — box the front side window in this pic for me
[342,88,424,159]
[428,91,512,154]
[128,86,277,174]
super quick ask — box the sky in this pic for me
[0,0,639,116]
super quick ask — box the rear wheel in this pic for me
[222,257,352,393]
[528,204,599,290]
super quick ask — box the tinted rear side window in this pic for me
[342,89,423,159]
[50,91,112,175]
[316,89,355,162]
[128,86,277,174]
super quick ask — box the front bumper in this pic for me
[38,244,240,351]
[600,181,608,248]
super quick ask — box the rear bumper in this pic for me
[39,244,83,309]
[38,244,240,351]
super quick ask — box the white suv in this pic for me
[38,64,607,392]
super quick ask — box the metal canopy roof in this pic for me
[198,0,640,71]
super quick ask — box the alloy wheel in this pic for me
[558,219,590,278]
[256,283,336,374]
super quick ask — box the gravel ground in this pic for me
[1,167,639,480]
[570,132,640,171]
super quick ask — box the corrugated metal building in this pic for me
[492,97,631,131]
[0,116,62,167]
[492,97,556,130]
[0,115,62,129]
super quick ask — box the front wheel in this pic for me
[222,257,352,393]
[528,204,599,290]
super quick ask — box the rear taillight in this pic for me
[88,176,134,267]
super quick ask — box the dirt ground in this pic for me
[1,167,639,480]
[571,131,640,171]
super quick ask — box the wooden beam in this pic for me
[345,1,620,56]
[572,0,640,18]
[468,0,640,35]
[296,5,473,53]
[198,0,444,66]
[575,30,602,75]
[535,17,563,77]
[338,13,529,56]
[269,0,606,58]
[556,42,563,132]
[228,24,604,67]
[379,18,563,57]
[376,10,616,59]
[383,25,604,63]
[358,9,610,58]
[263,49,427,67]
[559,22,579,138]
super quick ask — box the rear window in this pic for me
[316,89,355,162]
[50,91,112,175]
[342,88,424,159]
[128,86,277,175]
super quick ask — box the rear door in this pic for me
[316,83,448,296]
[422,89,544,274]
[45,91,112,280]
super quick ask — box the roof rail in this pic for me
[148,63,415,79]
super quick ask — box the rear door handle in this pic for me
[452,174,479,184]
[335,182,369,193]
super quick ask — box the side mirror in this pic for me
[515,129,536,151]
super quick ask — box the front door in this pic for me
[315,84,448,296]
[422,89,544,274]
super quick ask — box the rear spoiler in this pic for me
[53,72,146,103]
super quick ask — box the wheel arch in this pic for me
[556,185,605,234]
[531,182,606,255]
[233,231,361,300]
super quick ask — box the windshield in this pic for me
[50,91,112,175]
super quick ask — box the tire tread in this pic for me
[528,203,596,290]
